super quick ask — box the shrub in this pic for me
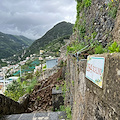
[59,105,72,120]
[94,45,104,54]
[5,79,26,101]
[56,85,59,90]
[67,42,85,54]
[26,78,37,93]
[108,42,120,53]
[83,0,92,8]
[35,70,41,77]
[43,65,47,69]
[65,106,72,119]
[5,77,37,101]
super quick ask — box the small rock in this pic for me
[34,106,38,109]
[27,108,32,112]
[18,94,29,109]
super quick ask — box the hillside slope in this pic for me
[24,21,73,56]
[74,0,119,46]
[0,32,33,59]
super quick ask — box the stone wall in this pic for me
[38,66,59,81]
[75,0,119,46]
[65,53,120,120]
[52,87,64,111]
[113,3,120,44]
[0,94,29,116]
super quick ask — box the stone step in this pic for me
[1,111,66,120]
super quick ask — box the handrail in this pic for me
[72,44,90,61]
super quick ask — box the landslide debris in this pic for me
[26,68,64,112]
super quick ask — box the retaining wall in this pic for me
[65,53,120,120]
[0,94,29,116]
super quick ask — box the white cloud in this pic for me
[0,0,77,39]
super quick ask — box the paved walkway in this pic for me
[1,111,66,120]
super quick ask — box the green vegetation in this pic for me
[59,105,72,120]
[74,2,81,28]
[0,60,7,67]
[26,78,37,93]
[83,0,92,8]
[43,64,46,69]
[65,106,72,119]
[25,72,33,79]
[74,0,91,29]
[72,80,74,86]
[108,1,119,18]
[108,42,120,53]
[35,70,41,77]
[56,85,59,90]
[44,35,70,57]
[5,80,25,101]
[57,77,62,81]
[24,22,74,58]
[94,42,120,54]
[67,41,85,54]
[79,20,86,39]
[94,44,105,54]
[62,81,67,99]
[5,77,37,101]
[0,32,33,59]
[75,0,91,10]
[37,96,41,101]
[67,40,120,55]
[73,0,119,56]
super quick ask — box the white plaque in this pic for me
[86,56,105,88]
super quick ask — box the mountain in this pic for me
[24,21,73,57]
[0,59,7,67]
[0,32,33,59]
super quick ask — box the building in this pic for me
[46,59,58,69]
[0,79,10,94]
[40,50,44,55]
[7,77,19,81]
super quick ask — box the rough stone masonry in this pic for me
[65,53,120,120]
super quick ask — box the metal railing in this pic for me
[72,44,90,61]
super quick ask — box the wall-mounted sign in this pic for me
[86,56,105,88]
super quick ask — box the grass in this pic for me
[59,105,72,120]
[74,0,91,30]
[108,1,119,19]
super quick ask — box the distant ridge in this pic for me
[24,21,73,57]
[0,32,33,59]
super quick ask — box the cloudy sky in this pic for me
[0,0,76,40]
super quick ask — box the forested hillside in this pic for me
[0,32,33,59]
[24,21,73,57]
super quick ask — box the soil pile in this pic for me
[26,68,64,112]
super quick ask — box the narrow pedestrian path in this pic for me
[1,111,66,120]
